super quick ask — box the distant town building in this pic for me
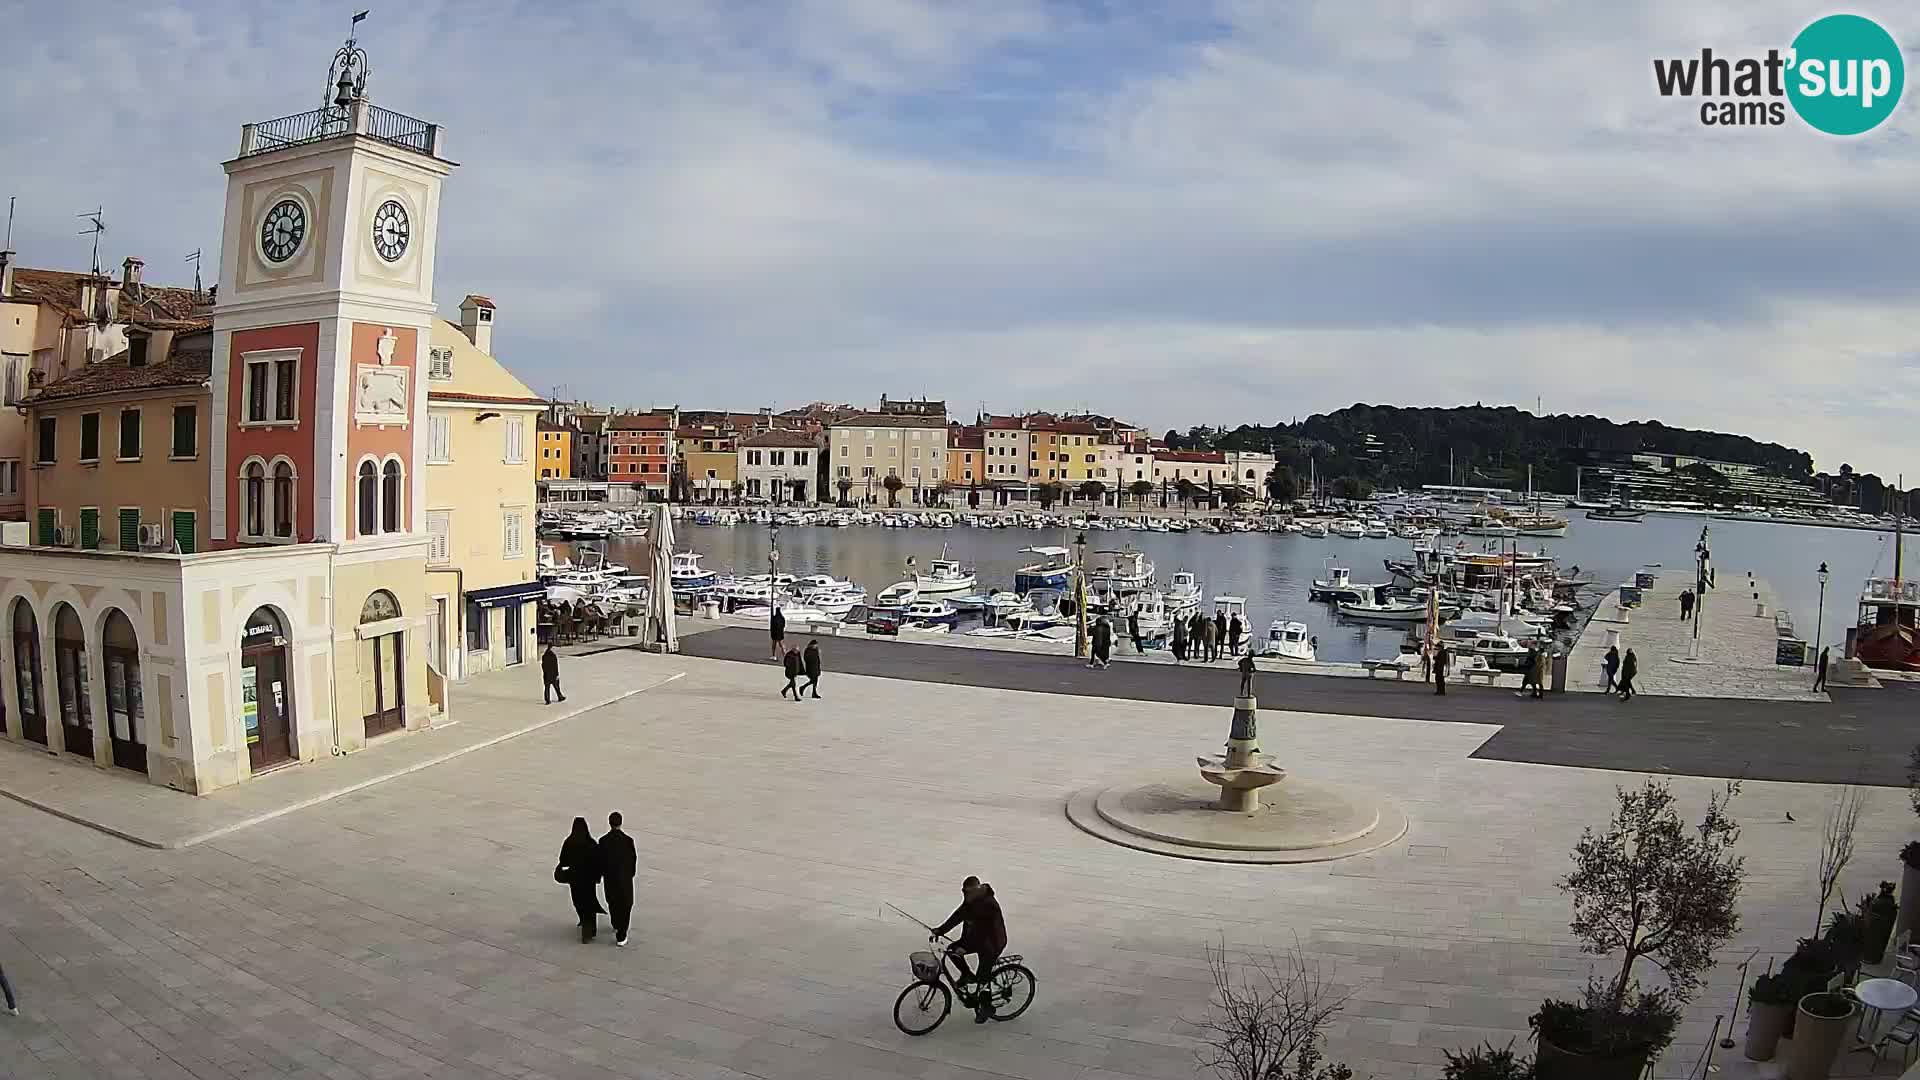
[536,418,570,481]
[738,429,819,503]
[827,413,947,505]
[877,394,946,418]
[607,412,676,498]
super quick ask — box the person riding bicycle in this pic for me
[932,876,1007,1023]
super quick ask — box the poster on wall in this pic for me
[242,667,259,745]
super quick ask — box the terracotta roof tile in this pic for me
[9,267,205,325]
[739,429,820,448]
[609,414,674,431]
[31,347,212,403]
[827,413,947,429]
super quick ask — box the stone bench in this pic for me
[798,619,843,636]
[1362,658,1416,680]
[1459,667,1502,685]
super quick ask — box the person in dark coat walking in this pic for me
[1171,616,1187,662]
[556,817,605,943]
[1517,646,1539,697]
[1617,648,1639,700]
[933,876,1009,1023]
[1201,614,1219,662]
[1127,608,1143,654]
[769,606,786,660]
[1213,611,1229,659]
[1227,614,1244,657]
[1432,642,1449,695]
[780,645,803,700]
[598,812,637,947]
[1088,616,1112,669]
[801,639,823,699]
[541,644,566,704]
[1602,644,1620,693]
[1679,590,1695,621]
[1531,648,1549,699]
[1814,645,1830,692]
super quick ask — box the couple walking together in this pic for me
[556,814,638,945]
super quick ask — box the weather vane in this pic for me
[324,10,373,112]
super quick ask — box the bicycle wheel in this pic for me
[986,964,1035,1021]
[893,981,951,1035]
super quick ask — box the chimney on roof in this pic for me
[122,256,143,289]
[458,294,494,353]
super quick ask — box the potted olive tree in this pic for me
[1776,938,1841,1040]
[1898,841,1920,943]
[1743,973,1797,1061]
[1532,780,1744,1080]
[1865,881,1899,963]
[1789,989,1859,1080]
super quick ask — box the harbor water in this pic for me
[554,513,1904,664]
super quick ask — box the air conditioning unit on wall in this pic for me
[138,523,166,549]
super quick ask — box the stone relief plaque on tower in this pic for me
[354,329,408,425]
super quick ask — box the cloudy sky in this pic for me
[2,1,1916,476]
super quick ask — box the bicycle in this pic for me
[892,931,1035,1035]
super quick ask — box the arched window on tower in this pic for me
[357,460,378,536]
[243,461,266,538]
[272,461,295,539]
[381,459,403,533]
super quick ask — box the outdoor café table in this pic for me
[1851,977,1918,1052]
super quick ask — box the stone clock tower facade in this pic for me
[209,42,453,747]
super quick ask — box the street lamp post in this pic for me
[1073,530,1089,660]
[768,521,781,630]
[1813,561,1829,685]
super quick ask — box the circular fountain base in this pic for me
[1066,775,1407,864]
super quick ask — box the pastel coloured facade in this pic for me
[536,418,571,480]
[827,413,946,505]
[684,449,737,501]
[737,429,818,503]
[424,316,543,681]
[607,413,675,495]
[946,424,983,489]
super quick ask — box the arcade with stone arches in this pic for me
[0,586,167,779]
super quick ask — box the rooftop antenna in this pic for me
[4,196,14,249]
[184,249,203,297]
[76,207,107,276]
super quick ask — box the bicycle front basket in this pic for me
[909,950,942,983]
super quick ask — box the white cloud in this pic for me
[0,0,1915,475]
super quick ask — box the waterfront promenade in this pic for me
[1,648,1910,1079]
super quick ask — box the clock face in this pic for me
[371,199,410,262]
[260,200,306,264]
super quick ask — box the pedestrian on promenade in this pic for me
[1201,614,1218,662]
[1127,608,1143,654]
[1617,648,1638,700]
[555,817,605,943]
[802,639,823,699]
[1531,647,1549,699]
[1088,616,1112,669]
[542,644,567,704]
[598,812,637,947]
[1213,611,1229,659]
[1,958,17,1015]
[780,645,803,700]
[1237,653,1255,698]
[769,605,786,661]
[1602,644,1620,693]
[1432,642,1449,695]
[1227,614,1243,657]
[1517,646,1539,697]
[1679,590,1695,621]
[1171,616,1188,663]
[1814,645,1830,692]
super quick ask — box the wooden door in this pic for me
[244,648,292,770]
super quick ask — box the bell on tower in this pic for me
[328,11,372,112]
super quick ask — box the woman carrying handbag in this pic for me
[555,816,606,942]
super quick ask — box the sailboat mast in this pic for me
[1896,474,1905,588]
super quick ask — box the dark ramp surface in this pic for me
[680,627,1908,786]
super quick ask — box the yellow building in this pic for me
[1053,421,1101,488]
[685,449,737,502]
[946,424,983,489]
[536,418,570,481]
[425,299,544,682]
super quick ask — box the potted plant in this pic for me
[1777,937,1841,1039]
[1899,840,1920,943]
[1531,985,1678,1080]
[1823,908,1865,982]
[1788,990,1859,1080]
[1864,883,1899,963]
[1532,780,1743,1080]
[1742,973,1797,1061]
[1444,1040,1535,1079]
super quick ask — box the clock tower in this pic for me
[210,24,454,743]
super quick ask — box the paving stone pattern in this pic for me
[1568,571,1825,701]
[0,650,1913,1079]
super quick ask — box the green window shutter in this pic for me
[36,508,55,546]
[118,509,140,550]
[79,508,99,549]
[171,511,195,554]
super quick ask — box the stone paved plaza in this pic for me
[1,647,1913,1080]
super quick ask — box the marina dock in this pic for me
[1566,569,1826,701]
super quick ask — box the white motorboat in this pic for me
[1090,547,1155,594]
[1308,564,1371,603]
[1006,588,1068,630]
[1129,591,1174,640]
[536,544,573,575]
[913,555,978,596]
[1455,630,1533,671]
[669,551,718,592]
[1263,619,1316,662]
[1300,520,1329,538]
[1334,519,1366,538]
[806,587,866,617]
[874,581,919,608]
[979,591,1030,623]
[734,603,832,624]
[794,573,854,594]
[1458,514,1518,538]
[1337,586,1455,623]
[903,599,959,625]
[1364,520,1391,539]
[1164,570,1204,613]
[1013,546,1075,593]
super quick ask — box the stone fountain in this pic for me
[1196,692,1285,811]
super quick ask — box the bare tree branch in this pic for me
[1816,786,1866,936]
[1191,936,1358,1080]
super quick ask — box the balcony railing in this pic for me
[240,103,440,159]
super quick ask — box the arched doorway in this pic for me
[11,600,44,745]
[52,603,93,759]
[360,590,405,737]
[241,607,294,771]
[102,609,146,774]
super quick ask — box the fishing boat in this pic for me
[1587,504,1647,522]
[668,551,718,592]
[1299,520,1329,538]
[902,599,959,625]
[1006,588,1069,631]
[1308,563,1372,604]
[1013,546,1075,593]
[1455,631,1534,672]
[1854,504,1919,670]
[1364,520,1392,539]
[1338,585,1454,623]
[1263,619,1316,662]
[806,587,867,617]
[1164,570,1204,613]
[914,555,979,596]
[874,581,919,608]
[1457,513,1518,538]
[1129,591,1174,641]
[1333,519,1366,538]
